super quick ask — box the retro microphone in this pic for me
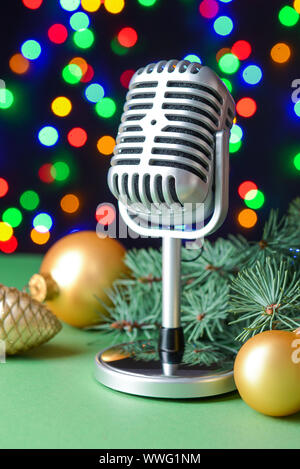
[95,60,236,398]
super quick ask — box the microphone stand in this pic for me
[159,237,184,376]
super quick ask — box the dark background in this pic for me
[0,0,299,253]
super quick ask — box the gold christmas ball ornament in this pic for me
[0,284,61,355]
[29,231,127,329]
[234,330,300,417]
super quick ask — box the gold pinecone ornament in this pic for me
[0,284,62,355]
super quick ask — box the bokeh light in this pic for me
[21,39,41,60]
[84,83,105,103]
[38,126,59,147]
[70,12,90,30]
[294,100,300,117]
[270,43,291,63]
[242,65,262,85]
[51,96,72,117]
[229,140,242,153]
[67,127,87,147]
[2,208,22,228]
[73,29,94,49]
[69,57,88,76]
[60,194,80,213]
[20,190,40,211]
[199,0,219,19]
[38,164,54,183]
[97,136,115,155]
[62,63,83,84]
[0,89,14,109]
[104,0,125,14]
[278,5,299,27]
[22,0,43,8]
[213,16,234,36]
[0,236,18,254]
[231,40,251,60]
[218,53,239,74]
[138,0,157,6]
[48,24,68,44]
[96,204,116,225]
[236,97,257,118]
[0,222,13,242]
[51,161,70,181]
[294,0,300,13]
[95,97,116,118]
[9,53,30,74]
[81,0,101,12]
[221,78,232,93]
[33,213,53,233]
[118,28,138,48]
[230,124,243,144]
[216,47,231,63]
[59,0,80,11]
[81,64,94,82]
[184,54,202,63]
[244,189,265,209]
[293,153,300,170]
[120,69,135,88]
[0,179,9,198]
[238,208,257,228]
[30,228,50,245]
[111,37,128,55]
[238,181,258,199]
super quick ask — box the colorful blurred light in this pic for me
[0,236,18,254]
[70,12,90,30]
[62,63,82,84]
[33,213,53,233]
[138,0,157,6]
[2,208,22,228]
[73,29,94,49]
[59,0,80,11]
[51,161,70,181]
[48,24,68,44]
[97,136,115,155]
[69,57,88,75]
[244,189,265,209]
[199,0,219,19]
[278,5,299,27]
[84,83,105,103]
[22,0,43,8]
[238,181,258,199]
[242,65,262,85]
[81,64,94,82]
[21,39,41,60]
[231,40,252,60]
[218,53,239,74]
[60,194,80,213]
[9,53,30,74]
[293,153,300,170]
[118,28,138,47]
[111,37,128,55]
[20,190,40,211]
[0,222,13,242]
[120,69,135,88]
[294,0,300,13]
[294,100,300,117]
[213,16,233,36]
[51,96,72,117]
[0,89,14,109]
[0,179,9,198]
[238,208,257,228]
[229,140,242,153]
[104,0,125,14]
[81,0,101,11]
[67,127,87,147]
[30,228,50,245]
[38,164,54,183]
[236,97,257,118]
[221,78,232,93]
[270,42,291,63]
[216,47,231,63]
[230,124,243,144]
[38,126,59,147]
[95,97,116,118]
[184,54,202,63]
[96,204,116,225]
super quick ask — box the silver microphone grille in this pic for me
[108,59,235,224]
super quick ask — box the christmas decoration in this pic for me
[234,330,300,416]
[94,198,300,368]
[29,231,127,328]
[0,284,61,355]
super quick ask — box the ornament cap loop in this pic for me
[29,273,59,302]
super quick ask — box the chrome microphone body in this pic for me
[107,60,235,370]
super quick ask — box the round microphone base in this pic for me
[94,340,236,399]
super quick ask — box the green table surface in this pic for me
[0,254,299,450]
